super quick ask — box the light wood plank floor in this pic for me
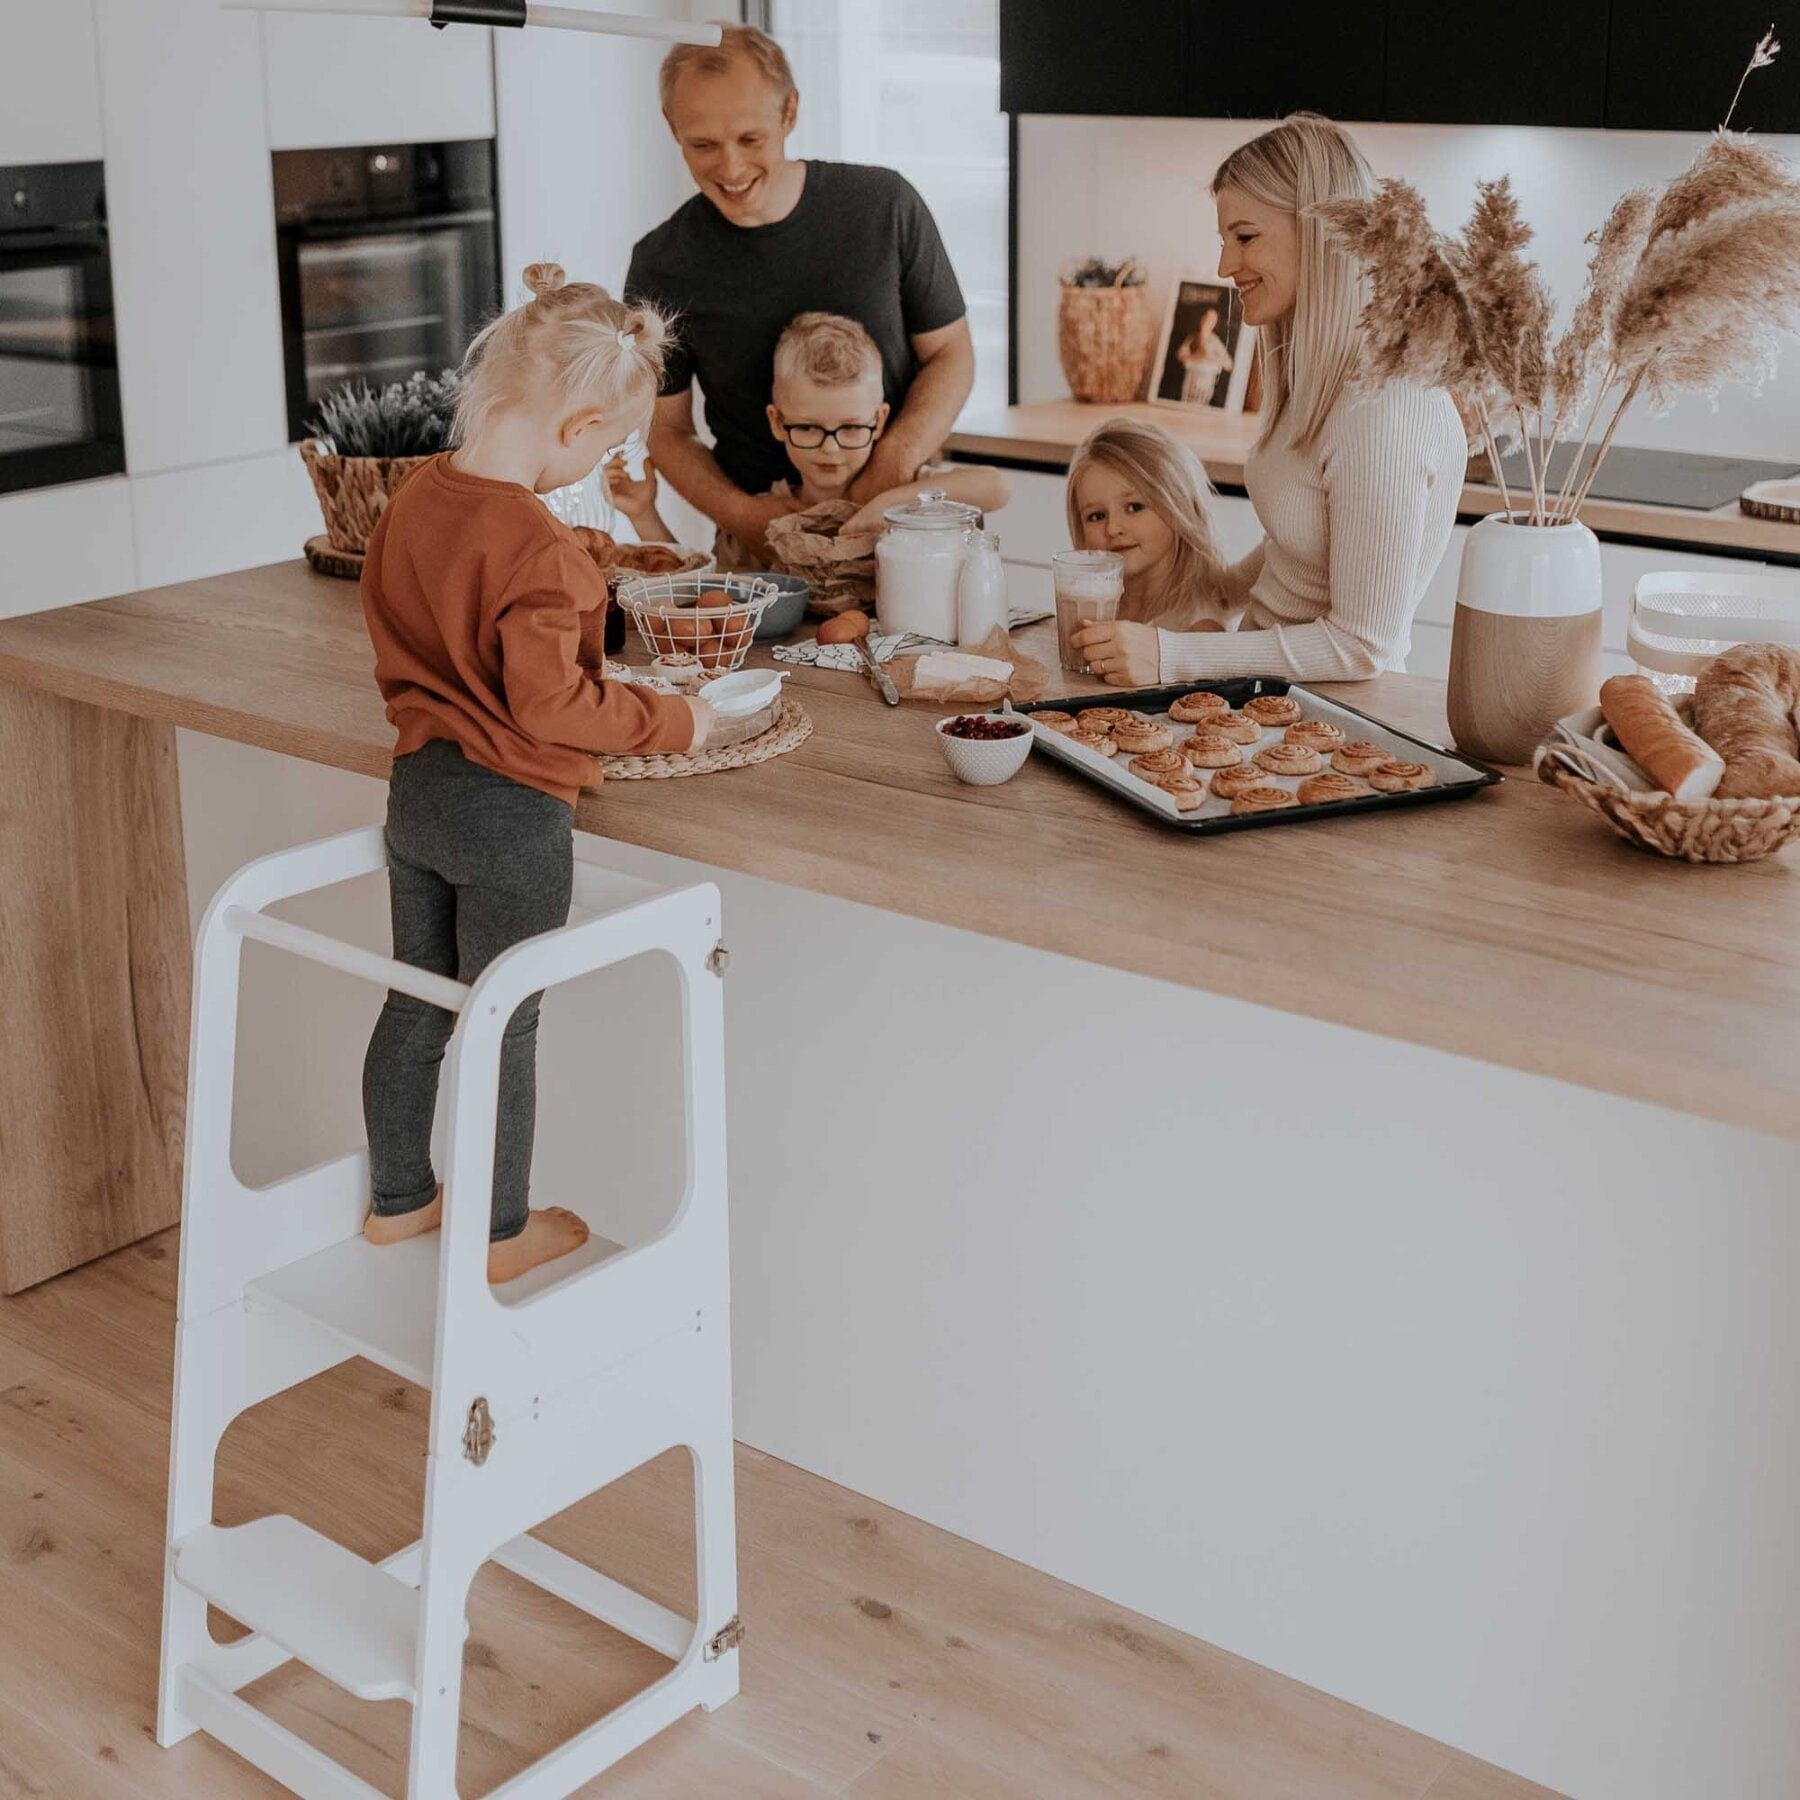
[0,1231,1565,1798]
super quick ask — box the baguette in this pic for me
[1598,674,1724,800]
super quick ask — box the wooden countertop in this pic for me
[1,559,1796,1141]
[946,399,1800,563]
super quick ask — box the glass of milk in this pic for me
[1051,549,1124,673]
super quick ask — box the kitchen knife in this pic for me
[855,636,901,705]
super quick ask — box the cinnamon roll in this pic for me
[1229,784,1298,815]
[1182,731,1244,769]
[1244,693,1302,727]
[1296,771,1366,806]
[1253,741,1324,777]
[1169,689,1231,724]
[1368,759,1437,792]
[1113,719,1175,755]
[1332,740,1390,776]
[1285,718,1346,750]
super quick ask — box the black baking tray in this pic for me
[1009,680,1503,834]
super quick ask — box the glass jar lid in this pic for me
[882,488,982,531]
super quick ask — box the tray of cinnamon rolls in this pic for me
[1013,681,1500,832]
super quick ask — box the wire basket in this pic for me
[1629,569,1800,692]
[615,571,779,673]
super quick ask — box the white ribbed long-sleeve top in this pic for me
[1158,383,1467,683]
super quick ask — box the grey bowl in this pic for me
[752,573,811,640]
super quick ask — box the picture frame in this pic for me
[1150,277,1255,413]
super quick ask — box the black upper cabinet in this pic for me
[1607,4,1800,132]
[999,1,1189,118]
[1001,1,1799,131]
[1385,0,1609,127]
[1189,2,1388,123]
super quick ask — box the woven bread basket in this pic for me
[1536,758,1800,863]
[1057,268,1155,404]
[299,438,431,554]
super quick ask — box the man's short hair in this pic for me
[772,313,883,390]
[660,21,796,115]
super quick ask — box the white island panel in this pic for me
[174,728,1800,1800]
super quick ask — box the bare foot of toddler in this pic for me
[488,1207,590,1284]
[364,1187,443,1245]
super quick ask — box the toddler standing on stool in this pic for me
[359,262,713,1283]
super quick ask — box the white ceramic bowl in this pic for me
[699,668,787,716]
[935,713,1033,786]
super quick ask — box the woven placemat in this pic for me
[597,694,811,781]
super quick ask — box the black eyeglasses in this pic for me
[776,416,879,450]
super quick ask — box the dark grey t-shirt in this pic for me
[624,160,966,496]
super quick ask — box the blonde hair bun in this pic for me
[523,262,567,299]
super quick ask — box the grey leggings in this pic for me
[362,738,573,1240]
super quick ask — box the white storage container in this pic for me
[1629,568,1800,689]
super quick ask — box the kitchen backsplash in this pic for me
[1016,113,1800,461]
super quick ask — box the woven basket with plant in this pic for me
[1057,257,1154,404]
[300,370,459,558]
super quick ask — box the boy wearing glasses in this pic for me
[606,312,1007,560]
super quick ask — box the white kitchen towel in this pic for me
[772,631,937,672]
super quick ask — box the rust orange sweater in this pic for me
[360,455,694,804]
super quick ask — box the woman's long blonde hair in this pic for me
[452,263,671,443]
[1065,418,1222,625]
[1211,114,1373,452]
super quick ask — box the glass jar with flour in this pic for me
[875,491,982,641]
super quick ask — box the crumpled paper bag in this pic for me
[887,626,1053,706]
[762,499,878,614]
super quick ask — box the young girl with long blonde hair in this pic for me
[1073,114,1468,690]
[358,263,716,1284]
[1065,417,1227,628]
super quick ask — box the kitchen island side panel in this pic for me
[174,729,1800,1800]
[0,688,187,1289]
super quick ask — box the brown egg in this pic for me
[817,609,871,645]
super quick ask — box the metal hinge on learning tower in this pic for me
[704,1615,745,1660]
[462,1397,495,1465]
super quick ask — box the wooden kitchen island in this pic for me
[3,561,1798,1800]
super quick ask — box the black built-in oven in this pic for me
[0,161,124,497]
[274,139,501,443]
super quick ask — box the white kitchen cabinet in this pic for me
[0,0,104,166]
[130,447,320,589]
[264,14,494,153]
[0,476,136,617]
[492,11,689,292]
[96,0,288,474]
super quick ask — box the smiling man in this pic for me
[624,23,975,552]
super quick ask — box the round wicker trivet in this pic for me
[1536,759,1800,863]
[304,534,365,579]
[596,694,811,780]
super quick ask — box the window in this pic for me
[766,1,1008,418]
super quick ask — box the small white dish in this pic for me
[935,713,1033,785]
[699,668,787,716]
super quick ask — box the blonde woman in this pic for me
[1066,417,1227,625]
[1073,114,1467,687]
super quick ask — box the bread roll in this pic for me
[1598,674,1724,800]
[817,609,870,645]
[1691,643,1800,800]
